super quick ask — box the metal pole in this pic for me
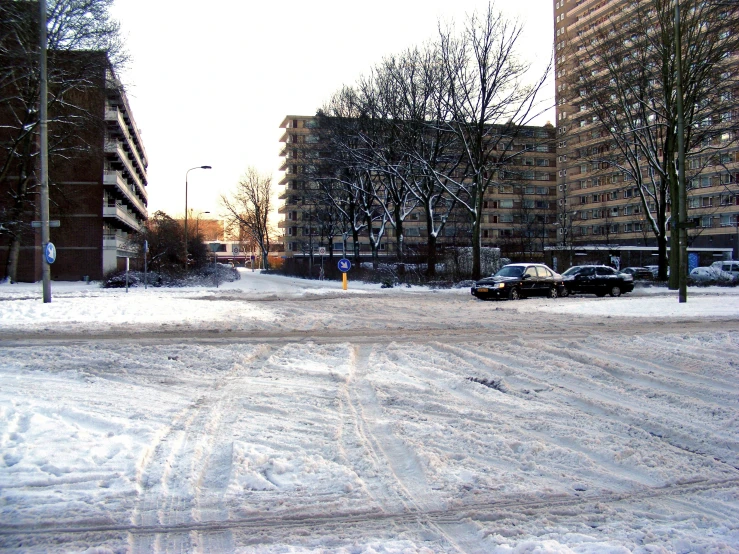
[184,173,188,271]
[184,166,211,271]
[39,0,51,303]
[675,1,687,303]
[143,239,148,289]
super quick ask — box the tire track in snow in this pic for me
[129,345,275,553]
[1,316,736,346]
[336,344,417,513]
[526,338,739,474]
[415,342,664,490]
[342,345,467,553]
[4,477,737,545]
[423,340,738,489]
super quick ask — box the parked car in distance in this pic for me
[561,265,634,297]
[689,266,734,283]
[620,266,653,280]
[710,260,739,278]
[644,265,670,279]
[471,263,564,300]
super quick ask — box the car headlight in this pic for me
[495,282,506,289]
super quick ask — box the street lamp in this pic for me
[195,210,210,239]
[184,165,211,270]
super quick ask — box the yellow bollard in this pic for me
[342,272,347,290]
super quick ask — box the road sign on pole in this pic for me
[44,242,56,264]
[338,258,351,272]
[338,258,351,290]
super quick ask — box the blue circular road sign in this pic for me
[338,258,351,272]
[44,242,56,264]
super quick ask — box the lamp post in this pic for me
[195,210,210,239]
[184,165,211,270]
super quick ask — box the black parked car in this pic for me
[620,266,653,280]
[561,265,634,297]
[471,263,565,300]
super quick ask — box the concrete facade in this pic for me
[278,115,558,261]
[553,0,739,257]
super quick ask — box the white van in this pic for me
[710,260,739,277]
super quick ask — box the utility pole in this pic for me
[675,1,688,303]
[39,0,51,303]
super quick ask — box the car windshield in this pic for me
[561,266,582,276]
[494,266,524,278]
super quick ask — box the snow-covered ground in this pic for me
[0,270,737,553]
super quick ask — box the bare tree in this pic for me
[371,44,459,277]
[221,168,275,270]
[568,0,739,282]
[316,90,391,266]
[435,2,552,278]
[0,0,127,282]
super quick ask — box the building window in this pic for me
[720,214,737,226]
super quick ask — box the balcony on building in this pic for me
[103,201,143,233]
[104,139,147,200]
[103,169,147,219]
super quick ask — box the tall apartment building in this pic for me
[278,115,557,261]
[553,0,739,261]
[0,52,148,282]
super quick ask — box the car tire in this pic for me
[609,285,622,297]
[560,287,569,297]
[549,286,558,299]
[508,287,520,301]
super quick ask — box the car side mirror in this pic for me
[522,274,531,280]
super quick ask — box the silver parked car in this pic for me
[689,266,733,283]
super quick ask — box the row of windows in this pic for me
[563,213,739,236]
[687,195,738,208]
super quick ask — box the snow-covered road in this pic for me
[0,271,738,553]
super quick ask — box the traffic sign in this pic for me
[338,258,351,272]
[318,246,326,256]
[232,245,239,254]
[44,242,56,264]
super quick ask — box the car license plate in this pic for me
[477,287,489,293]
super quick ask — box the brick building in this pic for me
[0,52,148,282]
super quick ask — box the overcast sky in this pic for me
[110,0,555,219]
